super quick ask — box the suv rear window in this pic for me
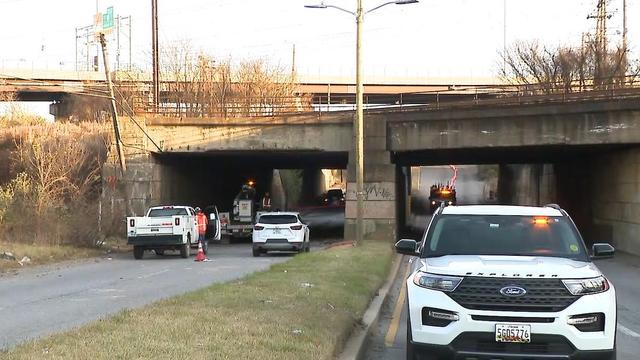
[148,208,188,217]
[423,215,588,261]
[258,215,298,224]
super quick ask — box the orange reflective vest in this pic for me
[196,213,208,234]
[262,197,271,209]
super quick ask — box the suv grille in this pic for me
[448,277,578,312]
[452,332,574,356]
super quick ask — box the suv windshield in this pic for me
[423,215,588,261]
[259,215,298,224]
[148,208,188,217]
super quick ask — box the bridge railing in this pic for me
[374,75,640,112]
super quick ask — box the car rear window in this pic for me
[423,215,588,261]
[259,215,298,224]
[148,208,188,217]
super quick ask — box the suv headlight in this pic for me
[562,276,610,295]
[413,272,463,292]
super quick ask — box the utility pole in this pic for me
[623,0,628,71]
[99,32,131,216]
[291,44,297,77]
[99,33,127,180]
[75,27,78,71]
[503,0,507,75]
[151,0,159,111]
[588,0,610,86]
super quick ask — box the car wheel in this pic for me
[180,239,191,258]
[155,249,164,256]
[305,242,310,252]
[133,246,144,260]
[252,247,260,257]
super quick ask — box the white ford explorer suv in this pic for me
[396,204,617,360]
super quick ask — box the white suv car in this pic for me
[396,205,617,360]
[252,212,310,256]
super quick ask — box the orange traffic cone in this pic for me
[194,241,207,262]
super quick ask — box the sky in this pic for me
[0,0,637,80]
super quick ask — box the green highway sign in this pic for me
[103,6,114,29]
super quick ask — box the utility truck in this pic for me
[127,206,198,259]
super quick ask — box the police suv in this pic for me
[396,204,617,360]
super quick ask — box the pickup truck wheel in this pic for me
[252,247,260,257]
[133,246,144,260]
[180,239,191,258]
[155,249,164,256]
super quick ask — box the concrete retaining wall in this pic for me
[591,148,640,256]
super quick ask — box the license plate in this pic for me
[273,228,281,234]
[150,228,159,232]
[495,324,531,343]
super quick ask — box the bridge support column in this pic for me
[498,164,555,206]
[345,115,397,241]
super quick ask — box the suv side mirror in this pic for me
[592,243,615,259]
[395,239,419,256]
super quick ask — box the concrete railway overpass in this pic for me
[101,90,640,257]
[0,68,507,118]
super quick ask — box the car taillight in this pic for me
[254,225,264,231]
[290,225,303,230]
[129,219,135,227]
[175,218,180,226]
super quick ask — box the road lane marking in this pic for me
[384,262,412,347]
[618,324,640,338]
[137,269,169,279]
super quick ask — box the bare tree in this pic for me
[13,125,108,216]
[500,38,639,94]
[153,41,309,118]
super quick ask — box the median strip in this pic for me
[3,241,392,359]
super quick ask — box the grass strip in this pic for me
[3,241,392,360]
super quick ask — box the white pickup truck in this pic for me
[127,206,199,260]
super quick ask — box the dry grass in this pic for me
[0,242,103,273]
[2,241,393,360]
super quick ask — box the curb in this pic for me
[337,253,404,360]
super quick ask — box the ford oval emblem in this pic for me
[500,286,527,297]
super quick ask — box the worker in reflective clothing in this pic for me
[195,207,208,251]
[261,192,272,211]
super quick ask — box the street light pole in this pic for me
[305,0,418,245]
[355,0,365,246]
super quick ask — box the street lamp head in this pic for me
[304,3,328,9]
[395,0,419,4]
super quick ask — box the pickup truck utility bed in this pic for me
[127,206,198,259]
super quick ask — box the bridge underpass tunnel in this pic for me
[392,144,640,252]
[151,151,347,236]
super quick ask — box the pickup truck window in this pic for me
[259,215,298,224]
[424,215,588,261]
[148,208,188,217]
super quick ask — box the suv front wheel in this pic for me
[406,308,438,360]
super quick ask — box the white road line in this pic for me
[137,269,169,279]
[618,324,640,338]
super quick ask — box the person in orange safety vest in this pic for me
[262,192,272,211]
[195,207,208,246]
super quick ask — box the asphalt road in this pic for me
[0,242,300,350]
[364,254,640,360]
